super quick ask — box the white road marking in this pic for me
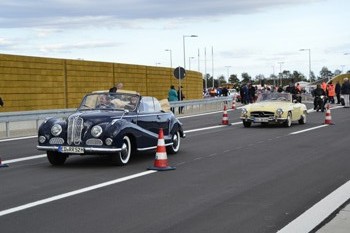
[3,154,46,164]
[0,170,157,217]
[0,135,37,143]
[289,125,328,135]
[277,180,350,233]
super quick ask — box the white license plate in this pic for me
[59,146,84,154]
[254,118,269,123]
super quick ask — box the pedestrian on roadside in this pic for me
[341,78,350,108]
[177,86,185,114]
[168,85,178,113]
[335,81,341,104]
[327,81,335,104]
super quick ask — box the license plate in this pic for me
[254,118,269,123]
[59,146,84,154]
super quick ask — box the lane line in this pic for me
[3,154,46,164]
[277,180,350,233]
[0,135,37,143]
[289,125,328,135]
[0,170,157,217]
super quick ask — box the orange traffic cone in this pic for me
[0,157,9,168]
[231,97,236,110]
[148,128,175,171]
[324,103,334,125]
[222,105,229,125]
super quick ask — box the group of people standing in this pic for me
[168,85,185,114]
[312,78,350,109]
[239,84,257,104]
[338,78,350,107]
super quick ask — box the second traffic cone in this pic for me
[222,105,229,125]
[0,157,9,168]
[324,103,334,125]
[148,128,175,171]
[231,97,236,110]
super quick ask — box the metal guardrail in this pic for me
[0,97,232,138]
[0,94,314,139]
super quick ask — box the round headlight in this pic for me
[91,125,103,138]
[241,108,248,114]
[51,124,62,136]
[276,108,284,116]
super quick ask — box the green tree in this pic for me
[202,73,212,89]
[241,72,251,83]
[320,66,333,80]
[217,75,226,87]
[228,74,239,84]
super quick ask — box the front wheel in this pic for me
[283,112,292,127]
[298,112,307,124]
[111,135,132,166]
[47,151,67,166]
[167,131,181,154]
[243,121,251,128]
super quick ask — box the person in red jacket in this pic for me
[327,81,335,104]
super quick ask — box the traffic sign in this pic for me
[173,67,186,79]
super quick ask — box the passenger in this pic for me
[109,82,123,93]
[96,94,115,109]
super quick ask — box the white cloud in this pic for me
[1,0,349,79]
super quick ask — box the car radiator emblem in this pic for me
[67,116,84,145]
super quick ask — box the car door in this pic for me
[137,97,169,135]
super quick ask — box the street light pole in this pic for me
[188,57,195,70]
[300,49,312,82]
[181,35,198,101]
[165,49,173,80]
[225,66,231,84]
[272,65,276,87]
[183,35,198,69]
[278,62,284,87]
[164,49,172,68]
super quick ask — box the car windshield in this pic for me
[256,92,292,102]
[78,93,140,111]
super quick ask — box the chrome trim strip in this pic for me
[37,145,122,153]
[136,142,173,151]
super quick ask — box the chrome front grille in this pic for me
[251,111,274,118]
[67,116,84,145]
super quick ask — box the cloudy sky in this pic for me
[0,0,349,80]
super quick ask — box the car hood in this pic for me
[246,101,293,111]
[69,110,127,125]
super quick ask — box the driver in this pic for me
[312,84,326,111]
[96,94,115,109]
[125,95,139,110]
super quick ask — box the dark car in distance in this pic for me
[37,92,185,166]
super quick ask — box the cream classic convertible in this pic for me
[240,92,307,127]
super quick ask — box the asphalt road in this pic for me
[1,105,350,233]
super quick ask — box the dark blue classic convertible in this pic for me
[37,92,185,166]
